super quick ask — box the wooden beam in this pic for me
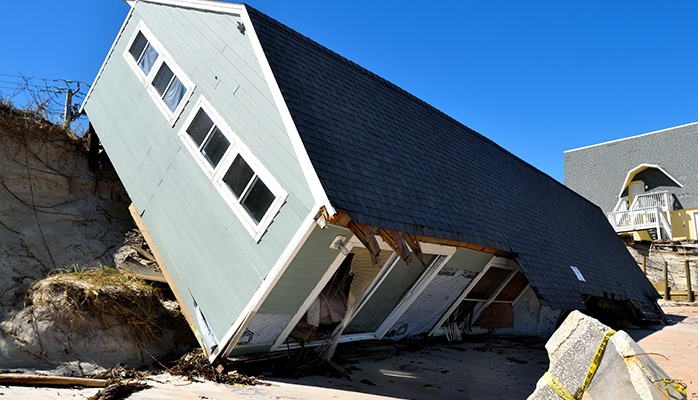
[378,228,412,265]
[415,235,515,258]
[324,208,514,261]
[0,374,107,388]
[347,220,382,265]
[325,208,352,227]
[402,232,425,266]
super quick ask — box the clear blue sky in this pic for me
[3,1,697,182]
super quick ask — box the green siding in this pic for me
[83,3,316,349]
[258,225,350,315]
[447,247,494,272]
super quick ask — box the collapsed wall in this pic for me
[0,103,193,372]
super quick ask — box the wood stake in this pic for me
[686,259,694,303]
[664,261,670,300]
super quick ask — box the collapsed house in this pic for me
[81,0,662,363]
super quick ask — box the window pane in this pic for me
[163,75,186,112]
[201,127,230,167]
[152,63,174,97]
[187,109,214,147]
[242,177,275,223]
[138,43,159,75]
[128,32,148,62]
[223,155,254,198]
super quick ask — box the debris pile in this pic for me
[169,349,266,386]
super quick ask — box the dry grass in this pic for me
[29,264,175,345]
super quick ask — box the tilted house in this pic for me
[83,0,661,362]
[565,123,698,242]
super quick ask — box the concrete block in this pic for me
[528,311,686,400]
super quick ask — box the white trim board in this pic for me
[126,0,244,15]
[617,163,684,198]
[213,208,320,362]
[242,6,336,216]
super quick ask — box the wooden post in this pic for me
[641,256,646,274]
[686,259,694,303]
[664,261,670,300]
[63,89,73,129]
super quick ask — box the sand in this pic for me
[1,302,694,400]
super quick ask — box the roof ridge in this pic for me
[565,120,698,153]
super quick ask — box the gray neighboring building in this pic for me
[83,0,662,363]
[565,122,698,242]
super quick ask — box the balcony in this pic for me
[607,191,673,240]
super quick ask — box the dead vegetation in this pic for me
[28,265,179,347]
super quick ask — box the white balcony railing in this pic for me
[630,191,672,212]
[607,206,673,240]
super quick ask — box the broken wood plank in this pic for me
[347,221,382,265]
[378,228,412,265]
[0,374,107,388]
[402,232,426,266]
[131,243,157,263]
[118,259,167,283]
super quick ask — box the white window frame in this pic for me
[123,21,194,125]
[179,96,287,242]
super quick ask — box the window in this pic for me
[223,155,276,224]
[128,31,158,75]
[152,62,187,112]
[186,109,230,168]
[179,97,287,240]
[123,22,194,123]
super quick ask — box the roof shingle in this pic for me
[247,6,659,311]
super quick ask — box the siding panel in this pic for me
[83,4,317,350]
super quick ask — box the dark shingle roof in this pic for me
[565,123,698,213]
[246,6,659,311]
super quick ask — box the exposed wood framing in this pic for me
[415,235,515,258]
[378,228,412,265]
[402,232,425,265]
[321,207,514,265]
[347,220,382,265]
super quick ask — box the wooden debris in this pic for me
[117,259,167,283]
[88,381,150,400]
[88,382,152,400]
[0,373,107,388]
[131,243,157,263]
[378,228,412,265]
[402,232,426,265]
[347,220,382,265]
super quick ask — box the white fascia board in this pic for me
[617,163,684,198]
[211,208,320,363]
[240,5,337,217]
[80,7,136,113]
[129,0,244,14]
[564,121,698,154]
